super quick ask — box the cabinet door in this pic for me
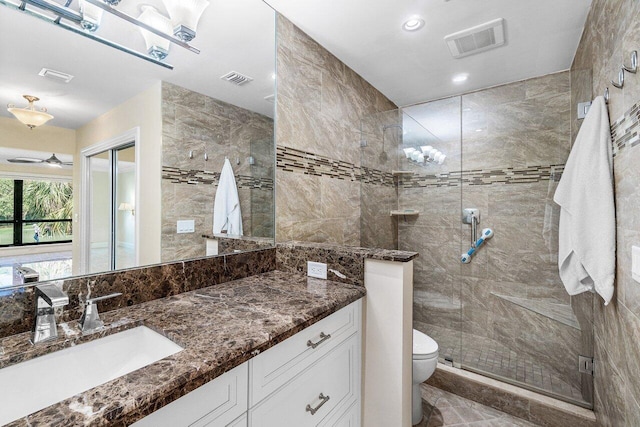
[249,334,360,427]
[250,300,361,405]
[132,363,248,427]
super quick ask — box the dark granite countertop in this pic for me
[277,241,419,263]
[1,271,366,426]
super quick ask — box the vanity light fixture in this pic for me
[138,5,172,60]
[162,0,209,42]
[403,17,425,32]
[3,0,203,70]
[7,95,54,130]
[79,0,103,32]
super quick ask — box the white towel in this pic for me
[553,96,615,304]
[213,158,243,236]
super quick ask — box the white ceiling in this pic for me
[264,0,592,107]
[0,0,275,130]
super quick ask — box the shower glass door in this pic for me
[458,80,593,408]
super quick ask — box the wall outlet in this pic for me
[307,261,327,279]
[177,220,195,234]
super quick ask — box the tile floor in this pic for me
[421,322,588,405]
[416,383,539,427]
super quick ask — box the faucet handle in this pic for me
[79,292,122,334]
[85,292,123,306]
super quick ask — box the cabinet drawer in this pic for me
[132,363,248,427]
[248,334,360,427]
[249,300,361,405]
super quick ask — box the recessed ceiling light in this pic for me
[452,73,469,84]
[475,128,483,132]
[402,17,425,32]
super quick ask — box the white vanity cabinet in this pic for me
[250,298,362,427]
[132,299,362,427]
[132,362,249,427]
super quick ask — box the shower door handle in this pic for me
[462,208,480,248]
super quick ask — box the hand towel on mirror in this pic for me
[213,158,243,236]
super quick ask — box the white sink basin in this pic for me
[0,326,183,425]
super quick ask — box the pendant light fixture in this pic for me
[7,95,54,130]
[162,0,209,42]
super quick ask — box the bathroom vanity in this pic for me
[0,243,418,426]
[0,270,365,426]
[133,299,362,427]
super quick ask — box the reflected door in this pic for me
[87,143,136,273]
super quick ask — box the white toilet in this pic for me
[412,329,439,425]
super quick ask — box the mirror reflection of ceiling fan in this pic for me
[6,153,73,167]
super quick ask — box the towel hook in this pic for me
[623,50,638,74]
[204,153,209,161]
[604,87,610,103]
[189,150,194,159]
[612,68,625,89]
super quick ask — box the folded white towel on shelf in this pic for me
[213,158,243,236]
[553,96,615,305]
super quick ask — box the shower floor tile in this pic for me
[415,383,538,427]
[416,322,589,406]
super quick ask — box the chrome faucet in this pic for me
[79,293,122,334]
[32,284,69,344]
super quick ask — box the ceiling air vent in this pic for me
[444,18,505,59]
[220,71,254,86]
[38,67,74,83]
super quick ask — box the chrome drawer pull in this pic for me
[305,393,330,415]
[307,332,331,349]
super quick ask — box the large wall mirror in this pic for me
[0,0,275,289]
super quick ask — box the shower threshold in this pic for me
[461,364,592,409]
[427,363,596,426]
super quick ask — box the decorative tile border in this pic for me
[610,101,640,157]
[162,166,274,190]
[276,145,395,186]
[277,145,564,189]
[400,164,565,188]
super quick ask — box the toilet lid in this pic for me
[413,329,438,358]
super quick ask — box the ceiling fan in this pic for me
[6,153,72,167]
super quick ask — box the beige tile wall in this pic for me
[572,0,640,423]
[275,15,396,245]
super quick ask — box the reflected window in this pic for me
[0,178,73,247]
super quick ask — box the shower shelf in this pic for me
[392,170,414,176]
[390,210,419,217]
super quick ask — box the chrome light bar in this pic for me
[1,0,200,68]
[84,0,200,54]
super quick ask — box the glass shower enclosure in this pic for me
[360,74,593,408]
